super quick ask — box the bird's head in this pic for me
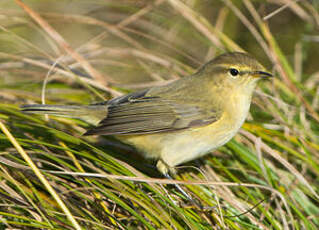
[200,52,273,91]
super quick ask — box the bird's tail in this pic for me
[21,104,107,125]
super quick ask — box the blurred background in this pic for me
[0,0,319,229]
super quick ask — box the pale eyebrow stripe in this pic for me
[217,64,252,75]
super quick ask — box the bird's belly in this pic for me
[160,118,240,167]
[117,112,245,168]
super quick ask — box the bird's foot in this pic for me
[157,159,208,210]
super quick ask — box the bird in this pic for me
[21,52,272,177]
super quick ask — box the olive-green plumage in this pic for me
[21,52,272,175]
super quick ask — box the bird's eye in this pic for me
[229,68,239,77]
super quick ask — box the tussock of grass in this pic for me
[0,0,319,229]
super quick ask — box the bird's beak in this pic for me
[252,71,273,79]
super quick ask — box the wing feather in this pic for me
[84,88,221,135]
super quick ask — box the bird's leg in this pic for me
[156,159,203,209]
[156,159,176,176]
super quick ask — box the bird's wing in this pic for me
[84,89,222,135]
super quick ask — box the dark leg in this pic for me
[157,159,204,209]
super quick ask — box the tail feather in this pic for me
[21,104,107,125]
[21,104,91,116]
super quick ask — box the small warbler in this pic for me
[21,52,272,176]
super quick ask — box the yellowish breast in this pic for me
[117,91,252,168]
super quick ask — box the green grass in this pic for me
[0,0,319,229]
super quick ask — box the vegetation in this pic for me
[0,0,319,229]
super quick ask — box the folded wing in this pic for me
[84,89,221,135]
